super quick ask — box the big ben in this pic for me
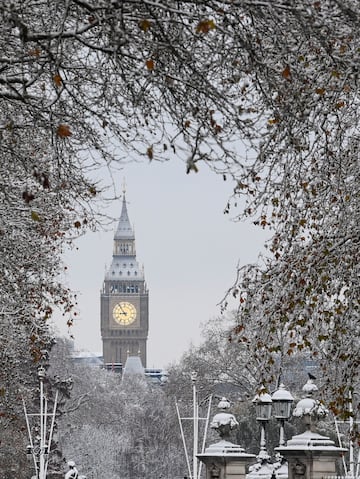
[100,187,149,367]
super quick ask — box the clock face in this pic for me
[113,302,137,325]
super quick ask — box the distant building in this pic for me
[100,186,149,367]
[145,367,168,385]
[122,356,168,385]
[71,350,103,366]
[102,355,168,385]
[122,356,144,378]
[102,362,123,373]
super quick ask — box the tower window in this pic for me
[112,271,115,275]
[127,271,130,276]
[135,271,137,276]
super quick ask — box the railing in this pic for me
[323,476,360,478]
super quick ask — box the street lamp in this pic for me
[247,392,274,478]
[175,371,213,479]
[249,385,294,478]
[252,391,272,455]
[271,384,294,447]
[23,366,59,479]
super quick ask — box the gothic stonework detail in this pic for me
[100,189,149,367]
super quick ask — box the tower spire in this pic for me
[115,181,134,240]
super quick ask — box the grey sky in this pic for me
[55,160,267,368]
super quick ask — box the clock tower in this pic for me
[100,188,149,368]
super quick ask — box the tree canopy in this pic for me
[0,0,359,423]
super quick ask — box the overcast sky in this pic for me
[54,159,268,368]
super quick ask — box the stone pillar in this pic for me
[198,440,256,479]
[276,379,346,479]
[276,430,346,479]
[197,397,256,479]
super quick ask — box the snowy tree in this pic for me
[1,1,358,169]
[167,313,313,403]
[1,0,359,421]
[0,116,98,476]
[166,314,258,402]
[56,362,186,479]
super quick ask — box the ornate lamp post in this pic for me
[253,392,272,457]
[271,384,294,447]
[191,371,199,479]
[246,392,273,479]
[23,366,68,479]
[23,367,57,479]
[175,371,213,479]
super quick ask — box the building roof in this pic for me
[114,193,134,240]
[71,351,103,366]
[122,356,145,377]
[105,258,144,281]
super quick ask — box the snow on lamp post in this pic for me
[249,384,294,479]
[247,392,273,479]
[253,391,272,458]
[271,384,294,447]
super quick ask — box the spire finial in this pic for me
[122,177,126,196]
